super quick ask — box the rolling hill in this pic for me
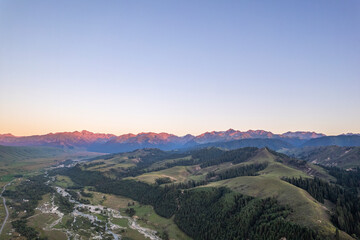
[59,147,354,239]
[0,145,101,181]
[0,145,68,164]
[3,144,359,239]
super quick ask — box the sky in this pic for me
[0,0,359,136]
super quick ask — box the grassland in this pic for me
[26,193,67,240]
[130,165,198,184]
[84,150,156,172]
[0,145,66,163]
[0,145,102,181]
[28,213,66,240]
[85,156,137,172]
[309,163,337,182]
[118,227,148,240]
[146,156,193,170]
[83,188,138,209]
[54,175,75,188]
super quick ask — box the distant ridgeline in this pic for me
[1,130,360,153]
[52,166,318,240]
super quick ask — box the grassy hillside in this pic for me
[127,148,351,239]
[0,145,101,181]
[129,165,198,183]
[133,148,332,183]
[204,149,351,239]
[0,145,68,164]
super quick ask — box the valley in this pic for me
[0,134,359,239]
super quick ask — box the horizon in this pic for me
[1,1,359,137]
[1,128,359,138]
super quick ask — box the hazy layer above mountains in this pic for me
[0,129,359,153]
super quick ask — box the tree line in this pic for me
[325,166,360,193]
[206,163,268,181]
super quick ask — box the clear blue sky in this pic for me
[0,0,359,136]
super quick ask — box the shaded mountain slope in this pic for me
[302,135,360,147]
[188,138,293,151]
[281,146,360,168]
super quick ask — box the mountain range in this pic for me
[0,129,359,153]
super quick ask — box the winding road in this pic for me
[0,182,11,236]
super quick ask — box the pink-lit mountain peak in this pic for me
[0,133,14,137]
[281,131,326,139]
[0,129,326,148]
[194,129,277,143]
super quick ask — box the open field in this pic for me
[84,188,138,209]
[54,175,75,188]
[85,156,137,172]
[147,156,193,170]
[130,166,197,184]
[84,150,160,172]
[28,213,67,240]
[119,227,148,240]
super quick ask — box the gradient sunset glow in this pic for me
[1,0,359,136]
